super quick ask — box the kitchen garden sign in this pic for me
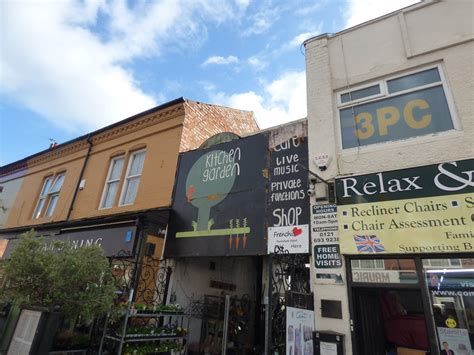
[165,134,268,257]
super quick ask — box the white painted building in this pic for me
[304,1,473,354]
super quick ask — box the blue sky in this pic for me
[0,0,418,166]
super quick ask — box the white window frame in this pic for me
[351,259,385,270]
[422,258,462,269]
[99,155,125,209]
[338,81,386,106]
[32,173,65,219]
[32,176,53,219]
[44,173,65,217]
[119,149,146,206]
[336,63,460,151]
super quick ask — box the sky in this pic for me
[0,0,419,166]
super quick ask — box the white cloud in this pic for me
[279,28,323,54]
[202,55,239,67]
[242,8,280,36]
[209,71,307,128]
[271,25,323,57]
[247,56,268,70]
[344,0,420,28]
[235,0,251,11]
[294,2,325,16]
[0,0,241,132]
[289,32,320,48]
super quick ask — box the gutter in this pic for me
[66,134,93,221]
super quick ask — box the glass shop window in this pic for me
[423,258,474,355]
[351,258,418,284]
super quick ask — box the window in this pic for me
[351,259,385,269]
[423,258,474,354]
[340,84,381,104]
[422,258,462,268]
[120,150,146,206]
[99,149,146,209]
[33,173,65,219]
[351,258,418,284]
[100,156,125,209]
[338,65,455,149]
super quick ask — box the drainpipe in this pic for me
[66,134,93,221]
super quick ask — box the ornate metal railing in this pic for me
[270,248,311,354]
[109,250,171,306]
[96,251,173,353]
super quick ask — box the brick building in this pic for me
[0,98,258,353]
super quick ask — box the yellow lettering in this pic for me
[404,99,432,129]
[376,106,400,135]
[355,112,375,140]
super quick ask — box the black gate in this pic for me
[268,249,312,354]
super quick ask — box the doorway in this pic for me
[172,256,263,354]
[353,288,429,354]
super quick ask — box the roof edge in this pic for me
[1,97,185,172]
[304,1,432,47]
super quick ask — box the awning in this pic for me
[0,208,170,260]
[1,224,137,259]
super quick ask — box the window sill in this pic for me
[339,129,465,156]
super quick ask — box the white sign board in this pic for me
[437,327,473,355]
[320,341,338,355]
[286,307,314,355]
[312,204,339,243]
[8,309,42,355]
[268,224,309,254]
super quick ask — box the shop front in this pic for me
[336,159,474,355]
[0,208,170,353]
[165,133,269,354]
[165,127,313,354]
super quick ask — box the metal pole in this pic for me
[264,256,273,355]
[222,295,231,355]
[97,312,109,354]
[117,288,134,355]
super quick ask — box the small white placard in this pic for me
[268,224,309,254]
[320,341,338,355]
[286,307,314,355]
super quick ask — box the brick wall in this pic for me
[180,100,259,152]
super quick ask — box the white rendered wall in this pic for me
[305,1,473,353]
[0,175,25,228]
[307,0,473,178]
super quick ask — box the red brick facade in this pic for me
[180,100,259,152]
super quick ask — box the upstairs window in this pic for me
[120,150,146,206]
[33,173,65,219]
[100,156,125,209]
[99,149,146,209]
[338,65,456,149]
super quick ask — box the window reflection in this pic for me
[351,258,418,284]
[423,258,474,355]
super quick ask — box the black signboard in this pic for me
[314,244,342,269]
[267,137,310,227]
[336,158,474,205]
[165,134,268,257]
[1,225,137,259]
